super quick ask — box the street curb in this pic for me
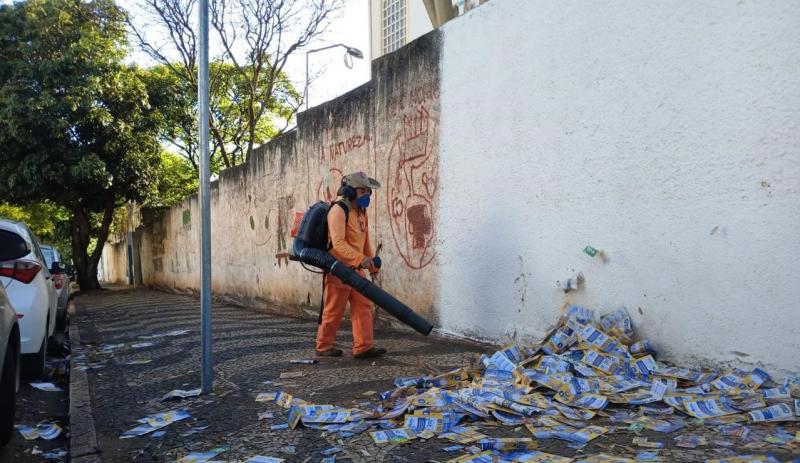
[68,299,102,463]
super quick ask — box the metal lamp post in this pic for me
[305,44,364,111]
[198,0,213,394]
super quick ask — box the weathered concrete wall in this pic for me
[436,0,800,373]
[125,33,442,320]
[99,240,127,285]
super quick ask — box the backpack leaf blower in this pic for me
[289,201,433,336]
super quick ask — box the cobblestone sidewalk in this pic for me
[72,288,800,463]
[72,287,490,462]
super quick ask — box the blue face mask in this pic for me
[356,194,371,208]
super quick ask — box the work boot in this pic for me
[353,347,387,359]
[316,347,343,357]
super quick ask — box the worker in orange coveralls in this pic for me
[316,172,387,359]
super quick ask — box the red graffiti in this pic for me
[319,134,371,164]
[275,252,290,267]
[386,105,438,269]
[406,204,432,250]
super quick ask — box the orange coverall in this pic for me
[315,202,377,355]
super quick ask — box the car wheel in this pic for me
[0,340,18,447]
[22,320,47,380]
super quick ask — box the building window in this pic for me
[382,0,406,54]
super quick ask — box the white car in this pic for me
[0,220,57,378]
[41,244,70,331]
[0,284,20,447]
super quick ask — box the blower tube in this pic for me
[291,239,434,336]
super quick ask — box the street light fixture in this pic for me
[305,44,364,111]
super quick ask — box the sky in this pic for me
[0,0,372,109]
[125,0,372,111]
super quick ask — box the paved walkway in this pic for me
[71,288,800,463]
[71,287,490,462]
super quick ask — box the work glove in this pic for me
[360,256,374,270]
[369,256,382,275]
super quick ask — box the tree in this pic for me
[0,202,72,261]
[0,0,161,290]
[139,61,298,171]
[149,151,199,207]
[127,0,340,169]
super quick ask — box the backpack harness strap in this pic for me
[318,200,350,325]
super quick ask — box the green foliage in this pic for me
[0,202,67,241]
[0,0,160,210]
[138,62,300,171]
[0,0,162,288]
[0,202,72,262]
[149,151,199,207]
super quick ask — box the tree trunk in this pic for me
[71,206,98,290]
[70,199,116,291]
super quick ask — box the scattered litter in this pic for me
[705,457,783,463]
[632,437,664,449]
[39,423,62,440]
[560,271,585,292]
[131,342,155,349]
[289,359,318,364]
[258,411,274,420]
[370,428,415,444]
[574,455,635,463]
[256,392,279,402]
[30,382,63,392]
[583,245,607,263]
[176,447,227,463]
[42,448,68,460]
[763,428,794,445]
[100,343,124,353]
[279,371,306,379]
[748,403,794,422]
[161,388,202,401]
[44,359,69,379]
[76,362,106,371]
[247,304,800,462]
[120,409,190,438]
[15,423,62,440]
[165,329,190,336]
[15,425,40,440]
[673,434,707,448]
[123,359,152,365]
[179,426,209,437]
[151,431,166,438]
[244,457,284,463]
[139,329,190,340]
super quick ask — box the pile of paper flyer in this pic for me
[257,305,800,462]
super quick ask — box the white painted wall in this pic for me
[437,0,800,373]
